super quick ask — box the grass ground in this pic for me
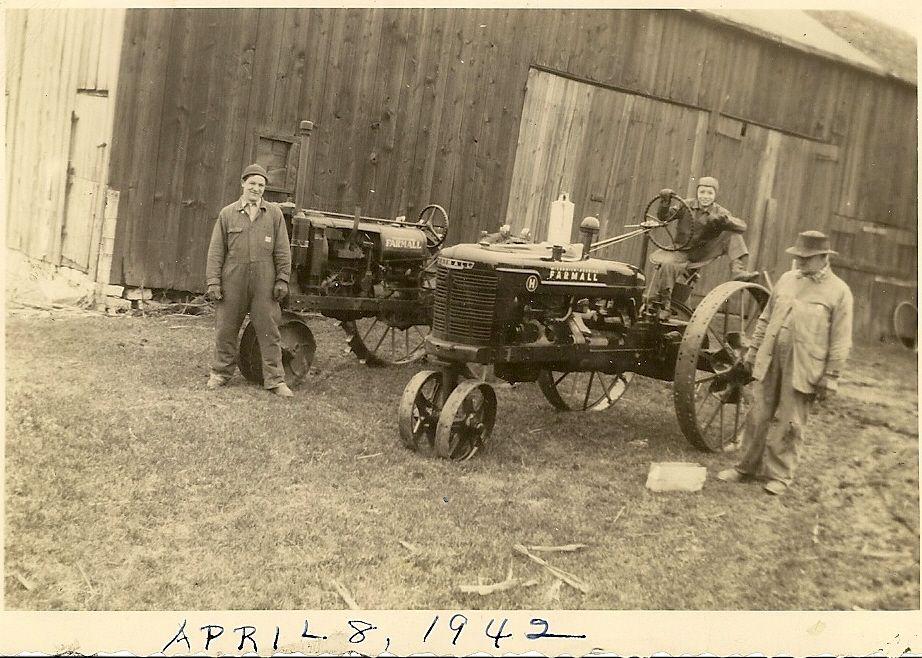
[4,311,919,610]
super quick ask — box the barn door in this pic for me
[506,68,708,265]
[60,93,109,271]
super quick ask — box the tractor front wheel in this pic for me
[434,380,497,460]
[398,369,442,455]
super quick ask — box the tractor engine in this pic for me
[287,209,430,298]
[429,241,647,381]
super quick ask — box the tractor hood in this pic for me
[438,242,643,287]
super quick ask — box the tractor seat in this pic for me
[649,249,689,266]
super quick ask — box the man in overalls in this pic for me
[205,164,293,397]
[718,230,854,494]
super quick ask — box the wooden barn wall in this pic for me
[107,8,917,340]
[5,9,125,269]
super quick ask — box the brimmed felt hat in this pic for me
[696,176,719,193]
[241,163,269,183]
[785,230,838,257]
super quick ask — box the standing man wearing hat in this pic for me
[718,230,853,495]
[205,164,293,397]
[644,176,758,317]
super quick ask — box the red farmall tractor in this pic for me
[236,121,449,385]
[397,192,770,460]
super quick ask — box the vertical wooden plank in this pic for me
[4,9,28,251]
[185,9,245,290]
[296,8,335,208]
[349,9,387,213]
[19,9,52,257]
[575,83,628,238]
[461,9,508,233]
[121,9,174,284]
[96,9,117,91]
[316,8,362,209]
[430,8,474,229]
[86,9,105,89]
[664,10,707,105]
[365,8,413,218]
[271,8,307,141]
[449,8,497,234]
[147,9,197,288]
[49,9,85,265]
[474,8,524,232]
[382,7,425,218]
[746,129,780,272]
[242,8,285,169]
[107,9,148,283]
[523,73,566,231]
[529,9,563,72]
[214,9,259,215]
[409,9,457,217]
[493,9,532,229]
[504,68,547,228]
[107,9,144,189]
[85,6,125,282]
[402,8,450,218]
[73,10,92,90]
[544,80,592,240]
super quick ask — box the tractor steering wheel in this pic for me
[417,204,449,249]
[641,191,694,252]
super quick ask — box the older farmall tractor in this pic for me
[237,121,449,386]
[397,191,770,459]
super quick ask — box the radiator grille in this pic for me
[432,266,497,343]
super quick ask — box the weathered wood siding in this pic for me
[5,9,124,276]
[106,8,916,339]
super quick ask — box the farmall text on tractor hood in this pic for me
[437,242,644,290]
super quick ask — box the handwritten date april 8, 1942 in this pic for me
[162,614,587,654]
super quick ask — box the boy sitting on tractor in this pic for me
[643,176,759,319]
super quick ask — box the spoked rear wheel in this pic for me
[538,370,634,412]
[342,316,430,366]
[435,380,497,460]
[673,281,769,451]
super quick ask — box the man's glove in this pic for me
[739,359,754,383]
[814,375,838,403]
[272,280,289,302]
[205,284,222,302]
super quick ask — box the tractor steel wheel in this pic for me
[673,281,769,451]
[434,380,497,460]
[343,317,429,366]
[892,300,917,350]
[238,321,261,383]
[238,318,316,388]
[537,370,634,412]
[398,370,442,455]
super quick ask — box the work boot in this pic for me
[206,374,229,390]
[717,467,752,483]
[731,256,759,283]
[763,480,788,495]
[270,383,294,398]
